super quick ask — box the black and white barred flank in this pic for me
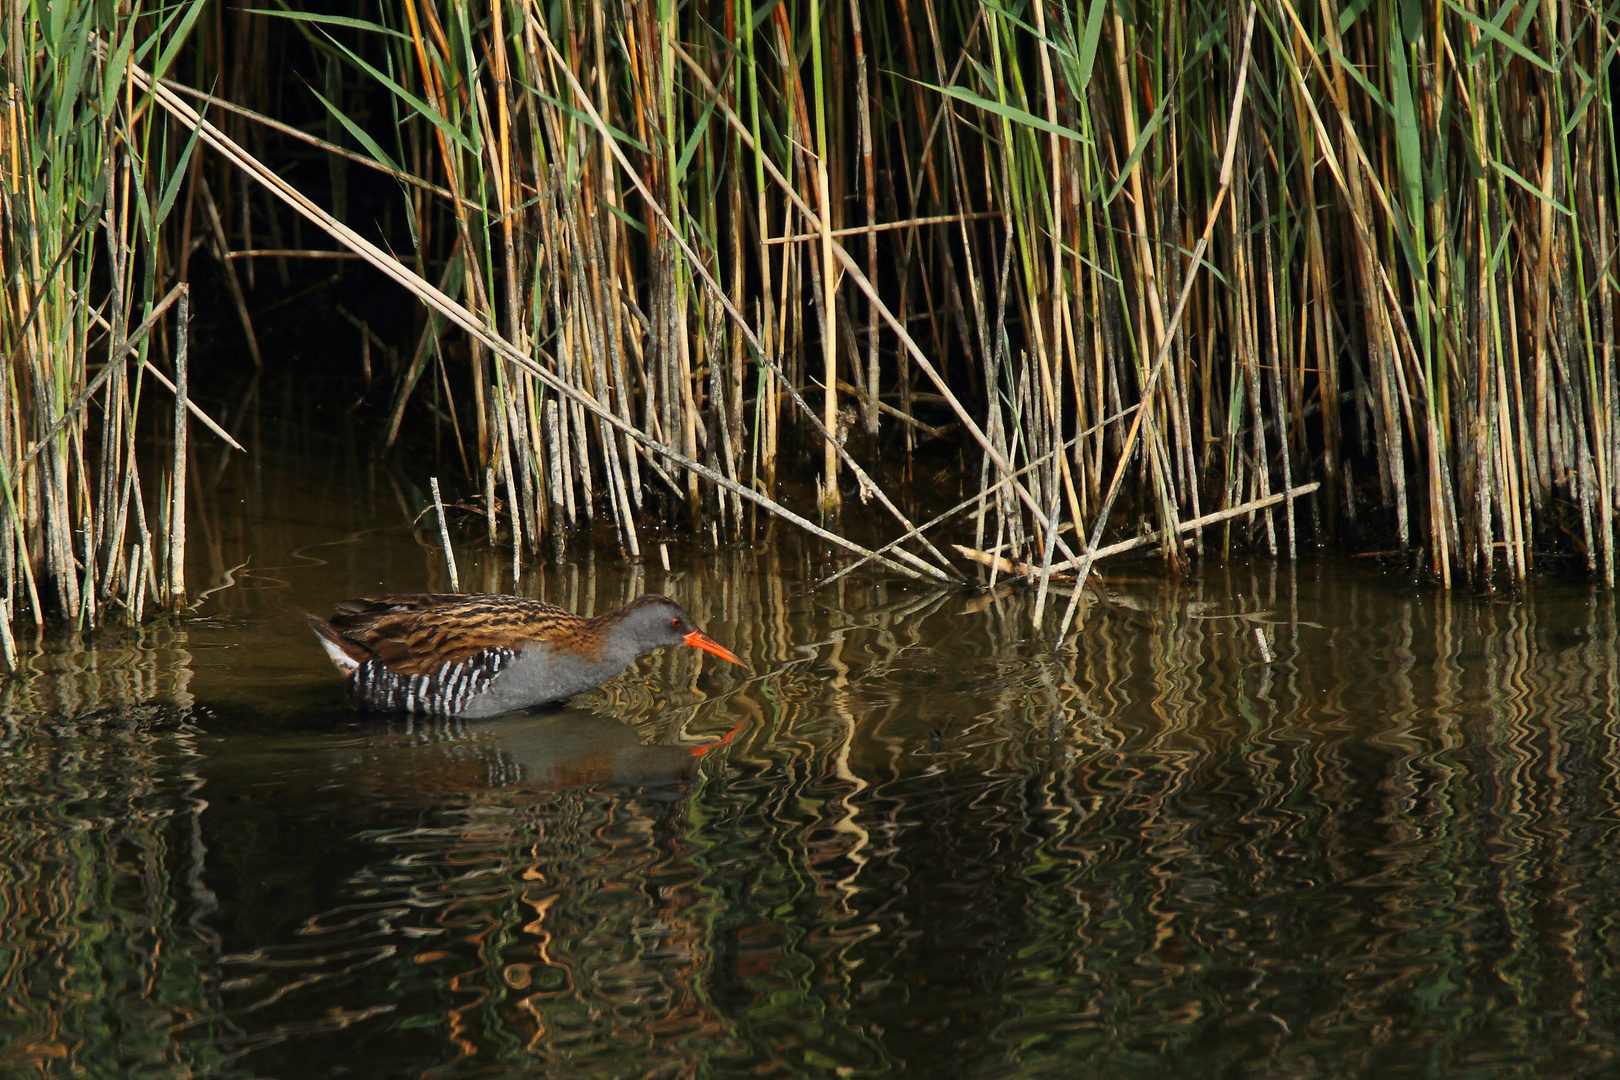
[347,647,516,716]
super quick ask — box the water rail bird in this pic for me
[306,593,743,717]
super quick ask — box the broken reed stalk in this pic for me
[955,483,1321,580]
[431,476,460,591]
[169,287,189,609]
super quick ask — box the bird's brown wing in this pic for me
[325,593,587,676]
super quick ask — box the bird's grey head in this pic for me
[607,595,743,668]
[611,595,700,658]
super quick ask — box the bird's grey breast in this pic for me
[459,641,627,718]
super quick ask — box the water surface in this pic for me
[4,421,1620,1078]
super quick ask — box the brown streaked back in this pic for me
[322,593,647,677]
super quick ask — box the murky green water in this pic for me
[5,416,1620,1078]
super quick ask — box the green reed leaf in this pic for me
[1328,46,1393,114]
[317,29,478,156]
[1445,0,1556,73]
[1339,0,1375,32]
[151,0,208,83]
[1076,0,1107,92]
[1388,30,1425,240]
[927,82,1088,144]
[308,84,402,173]
[1103,92,1170,206]
[152,123,201,226]
[1491,157,1573,216]
[249,8,410,41]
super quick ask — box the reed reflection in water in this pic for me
[3,543,1620,1077]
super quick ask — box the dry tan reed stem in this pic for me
[484,466,497,547]
[812,12,841,516]
[1269,2,1432,410]
[816,431,1087,590]
[168,287,188,609]
[0,600,15,671]
[77,519,96,628]
[953,537,1193,577]
[126,544,144,626]
[138,361,243,453]
[851,0,878,438]
[764,212,1001,244]
[159,81,465,206]
[544,399,564,540]
[1027,0,1074,627]
[223,250,364,260]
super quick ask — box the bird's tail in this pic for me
[305,613,366,674]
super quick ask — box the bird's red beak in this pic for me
[684,630,743,665]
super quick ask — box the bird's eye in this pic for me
[670,617,681,629]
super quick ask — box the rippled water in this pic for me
[4,422,1620,1077]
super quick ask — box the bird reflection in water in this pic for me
[338,707,744,795]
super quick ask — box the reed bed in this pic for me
[0,0,236,660]
[3,0,1618,646]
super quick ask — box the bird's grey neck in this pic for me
[597,631,647,670]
